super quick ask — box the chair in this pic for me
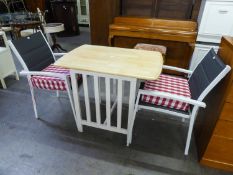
[21,8,66,52]
[8,31,81,120]
[131,48,231,155]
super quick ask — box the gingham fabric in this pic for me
[31,64,70,91]
[141,74,191,111]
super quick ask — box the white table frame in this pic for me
[70,69,137,145]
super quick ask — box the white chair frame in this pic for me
[132,64,231,155]
[8,31,75,119]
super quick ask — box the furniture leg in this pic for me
[51,34,67,52]
[65,77,76,121]
[56,90,60,97]
[184,107,198,155]
[0,78,7,89]
[28,78,39,119]
[70,71,83,132]
[127,78,137,146]
[15,71,19,80]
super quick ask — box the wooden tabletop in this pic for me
[55,44,163,80]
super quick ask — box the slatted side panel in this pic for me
[71,70,137,135]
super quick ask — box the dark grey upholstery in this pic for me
[189,48,226,100]
[11,32,54,71]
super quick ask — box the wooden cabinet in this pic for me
[89,0,120,45]
[197,0,233,43]
[24,0,45,12]
[195,36,233,172]
[0,31,18,89]
[50,1,79,36]
[121,0,201,20]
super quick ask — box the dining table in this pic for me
[54,44,163,145]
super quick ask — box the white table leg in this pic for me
[127,78,137,146]
[70,70,83,132]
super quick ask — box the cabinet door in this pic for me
[121,0,155,17]
[156,0,193,19]
[199,2,233,37]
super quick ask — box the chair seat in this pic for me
[43,23,64,34]
[31,64,70,91]
[134,43,167,55]
[141,74,191,111]
[20,29,35,37]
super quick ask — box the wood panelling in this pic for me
[121,0,201,20]
[89,0,120,45]
[214,120,233,138]
[195,36,233,172]
[219,103,233,122]
[156,0,193,19]
[121,0,155,17]
[191,0,203,20]
[202,136,233,165]
[226,83,233,103]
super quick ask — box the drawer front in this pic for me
[204,136,233,165]
[199,1,233,36]
[214,120,233,139]
[220,102,233,122]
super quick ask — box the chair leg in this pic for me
[184,114,195,155]
[56,90,60,97]
[29,82,39,119]
[127,89,140,146]
[15,71,19,80]
[69,71,83,132]
[0,78,7,89]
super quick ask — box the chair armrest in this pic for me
[139,89,206,108]
[162,65,193,75]
[20,70,66,80]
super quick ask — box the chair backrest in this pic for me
[189,48,231,101]
[9,31,55,71]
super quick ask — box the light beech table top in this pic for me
[55,44,163,80]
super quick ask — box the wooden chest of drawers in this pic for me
[195,36,233,172]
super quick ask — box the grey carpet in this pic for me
[0,27,231,175]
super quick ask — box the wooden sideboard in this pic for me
[109,17,197,72]
[195,36,233,172]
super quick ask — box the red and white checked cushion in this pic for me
[141,74,191,111]
[31,64,70,91]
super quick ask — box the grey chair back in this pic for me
[11,32,54,71]
[189,48,227,100]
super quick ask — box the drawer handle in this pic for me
[218,10,228,14]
